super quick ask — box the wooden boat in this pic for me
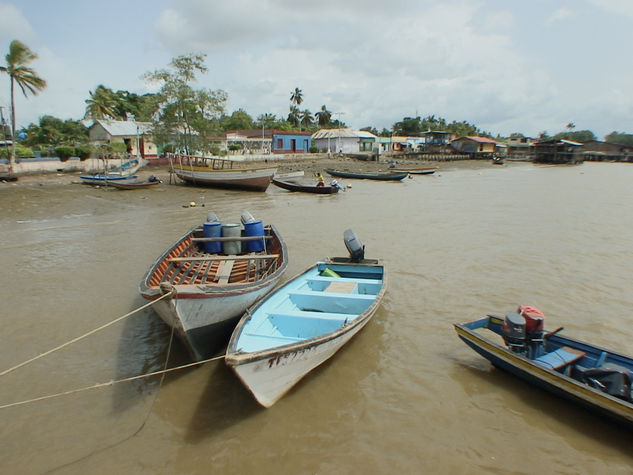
[170,154,276,192]
[105,176,161,190]
[390,166,437,175]
[226,230,386,407]
[274,171,304,183]
[272,178,339,194]
[80,158,143,184]
[454,309,633,428]
[324,169,408,181]
[139,216,288,360]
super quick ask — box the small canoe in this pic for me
[105,176,162,190]
[226,229,386,407]
[390,167,437,175]
[324,169,408,181]
[272,178,339,194]
[80,174,139,185]
[454,310,633,428]
[140,215,288,360]
[274,171,304,183]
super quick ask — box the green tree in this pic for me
[552,129,596,143]
[605,131,633,147]
[393,116,422,136]
[299,109,313,128]
[143,53,227,154]
[84,85,119,120]
[287,105,300,127]
[290,87,303,107]
[221,109,254,130]
[0,40,47,171]
[315,105,331,127]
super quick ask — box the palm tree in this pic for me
[315,105,331,127]
[84,85,119,120]
[290,87,303,107]
[300,109,313,128]
[287,105,300,127]
[0,40,47,171]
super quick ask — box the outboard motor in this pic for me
[343,229,365,262]
[518,305,545,358]
[503,311,526,353]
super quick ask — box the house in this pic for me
[505,136,536,157]
[311,128,379,154]
[226,129,272,154]
[423,131,455,152]
[533,139,583,164]
[580,140,633,162]
[88,119,157,158]
[451,136,497,156]
[271,130,312,153]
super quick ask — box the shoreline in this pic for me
[0,155,507,188]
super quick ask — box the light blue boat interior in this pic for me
[237,262,384,353]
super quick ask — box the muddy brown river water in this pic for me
[1,161,632,474]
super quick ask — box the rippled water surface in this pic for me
[1,162,632,473]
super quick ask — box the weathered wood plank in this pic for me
[168,254,278,263]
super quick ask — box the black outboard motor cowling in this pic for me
[344,229,365,262]
[503,311,526,353]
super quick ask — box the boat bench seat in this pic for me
[309,276,383,285]
[534,347,586,370]
[288,290,374,315]
[270,310,350,322]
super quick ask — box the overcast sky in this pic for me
[1,0,632,139]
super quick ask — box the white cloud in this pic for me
[0,3,35,43]
[546,7,574,25]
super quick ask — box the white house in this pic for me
[88,119,157,158]
[312,128,377,154]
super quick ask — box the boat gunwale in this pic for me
[225,258,387,365]
[139,224,288,299]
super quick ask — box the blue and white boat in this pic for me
[225,230,386,407]
[79,157,143,185]
[454,311,633,428]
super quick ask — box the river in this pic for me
[0,161,632,474]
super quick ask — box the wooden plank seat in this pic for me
[269,310,350,321]
[168,254,279,262]
[325,281,357,293]
[192,235,273,242]
[215,259,235,284]
[534,347,586,370]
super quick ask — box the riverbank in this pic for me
[0,154,502,188]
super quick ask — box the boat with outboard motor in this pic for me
[454,307,633,428]
[225,229,386,407]
[80,157,143,185]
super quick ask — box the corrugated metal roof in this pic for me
[312,128,376,139]
[462,136,498,144]
[92,119,153,136]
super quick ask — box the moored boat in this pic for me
[225,229,386,407]
[324,169,408,181]
[390,166,437,175]
[454,309,633,428]
[80,157,143,184]
[272,178,340,194]
[105,176,162,190]
[139,212,288,360]
[170,154,276,192]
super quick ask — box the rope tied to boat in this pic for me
[0,292,174,377]
[0,353,226,410]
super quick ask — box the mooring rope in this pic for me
[0,353,226,410]
[0,291,174,377]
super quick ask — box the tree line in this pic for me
[4,40,633,168]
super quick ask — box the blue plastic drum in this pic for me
[243,220,265,252]
[202,221,222,253]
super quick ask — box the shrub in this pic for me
[55,145,75,162]
[309,145,319,153]
[74,144,92,161]
[110,142,128,155]
[0,144,35,159]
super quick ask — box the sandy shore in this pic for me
[0,154,498,188]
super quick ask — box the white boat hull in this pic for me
[230,316,372,407]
